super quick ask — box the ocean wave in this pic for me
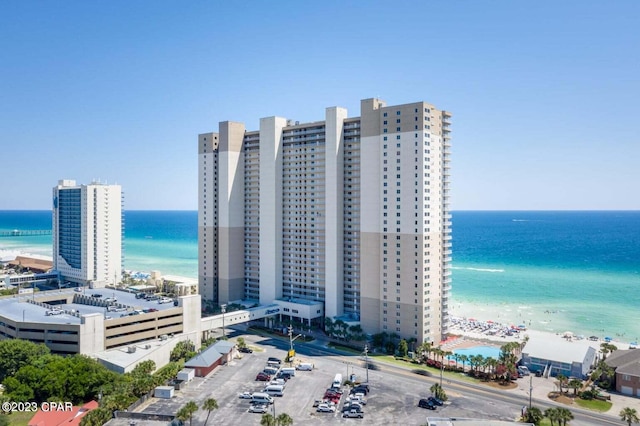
[452,266,505,273]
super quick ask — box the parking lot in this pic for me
[138,333,525,425]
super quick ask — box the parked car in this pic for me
[248,404,269,414]
[342,409,364,418]
[348,395,367,405]
[344,401,364,412]
[91,294,102,298]
[104,297,117,303]
[74,287,83,292]
[351,385,370,395]
[256,372,271,381]
[277,372,292,380]
[535,370,543,377]
[316,403,336,413]
[238,391,253,399]
[268,357,281,364]
[427,396,443,406]
[239,347,253,353]
[418,398,437,410]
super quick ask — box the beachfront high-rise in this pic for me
[53,179,123,286]
[198,98,451,343]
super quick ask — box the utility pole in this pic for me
[440,361,444,387]
[221,304,227,339]
[288,324,302,366]
[529,375,533,410]
[364,344,369,383]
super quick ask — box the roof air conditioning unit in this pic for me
[127,346,137,353]
[160,334,168,341]
[144,344,151,349]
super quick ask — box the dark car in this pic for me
[91,294,102,298]
[255,372,271,381]
[268,357,281,364]
[428,396,443,406]
[277,372,292,380]
[535,370,543,377]
[351,386,369,395]
[239,347,253,353]
[418,399,436,410]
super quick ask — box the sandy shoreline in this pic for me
[445,315,633,352]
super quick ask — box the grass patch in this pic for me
[7,411,35,426]
[574,397,612,412]
[371,355,479,384]
[326,343,362,355]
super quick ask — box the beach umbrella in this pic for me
[518,324,526,329]
[486,320,494,324]
[604,336,612,342]
[563,331,573,337]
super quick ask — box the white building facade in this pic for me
[52,179,123,286]
[198,99,451,343]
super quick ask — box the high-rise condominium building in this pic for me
[53,179,123,286]
[198,98,451,343]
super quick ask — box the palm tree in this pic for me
[176,401,198,426]
[556,373,568,394]
[276,412,293,426]
[567,378,582,396]
[524,406,544,425]
[202,398,219,426]
[260,413,277,426]
[545,407,560,426]
[459,354,469,372]
[556,407,574,425]
[620,407,640,426]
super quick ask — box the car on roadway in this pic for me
[267,357,281,365]
[418,398,437,410]
[248,404,269,414]
[239,347,253,353]
[343,409,364,418]
[91,294,102,298]
[238,391,253,399]
[316,403,336,413]
[256,372,271,381]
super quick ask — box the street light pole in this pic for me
[364,344,369,383]
[272,396,276,419]
[221,304,226,339]
[529,375,533,410]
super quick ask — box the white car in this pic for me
[248,404,269,414]
[158,297,173,304]
[316,403,336,413]
[238,391,253,399]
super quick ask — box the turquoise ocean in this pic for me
[1,210,639,341]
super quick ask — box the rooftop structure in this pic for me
[521,337,598,378]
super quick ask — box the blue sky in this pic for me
[1,1,638,210]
